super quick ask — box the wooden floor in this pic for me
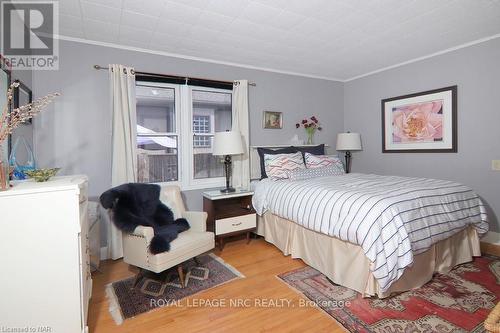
[88,238,344,333]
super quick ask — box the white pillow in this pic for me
[288,166,344,181]
[264,152,305,180]
[304,152,344,172]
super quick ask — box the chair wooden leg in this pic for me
[177,265,185,288]
[132,268,144,289]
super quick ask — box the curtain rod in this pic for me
[93,65,256,86]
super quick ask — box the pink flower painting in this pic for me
[392,99,443,143]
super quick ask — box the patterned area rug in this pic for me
[106,253,243,324]
[279,256,500,332]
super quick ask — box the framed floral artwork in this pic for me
[263,111,283,129]
[382,86,457,153]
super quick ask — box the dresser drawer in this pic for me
[215,213,256,235]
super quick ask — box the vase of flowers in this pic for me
[0,81,59,190]
[296,116,322,144]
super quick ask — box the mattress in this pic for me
[252,173,488,291]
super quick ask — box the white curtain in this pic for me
[107,64,137,260]
[231,80,250,190]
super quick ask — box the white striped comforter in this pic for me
[252,173,488,292]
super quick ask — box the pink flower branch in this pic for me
[0,82,60,146]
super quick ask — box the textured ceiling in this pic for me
[58,0,500,81]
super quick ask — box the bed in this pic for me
[249,146,489,298]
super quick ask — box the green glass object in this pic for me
[25,168,60,182]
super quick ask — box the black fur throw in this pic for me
[100,183,190,254]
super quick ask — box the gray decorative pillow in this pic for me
[287,165,344,181]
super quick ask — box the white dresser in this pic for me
[0,175,92,333]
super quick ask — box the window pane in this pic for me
[192,90,232,179]
[137,135,178,182]
[193,115,211,148]
[193,136,225,179]
[136,85,175,133]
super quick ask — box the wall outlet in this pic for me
[492,160,500,171]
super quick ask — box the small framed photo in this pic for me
[263,111,282,129]
[13,80,33,124]
[382,86,457,153]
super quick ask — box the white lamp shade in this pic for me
[336,132,362,151]
[213,131,244,156]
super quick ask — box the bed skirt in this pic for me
[257,212,481,298]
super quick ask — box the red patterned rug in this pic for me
[279,256,500,332]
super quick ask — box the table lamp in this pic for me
[213,131,244,193]
[336,132,362,173]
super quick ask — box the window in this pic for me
[135,81,232,189]
[192,89,232,180]
[193,115,211,148]
[136,85,179,183]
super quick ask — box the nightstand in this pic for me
[203,189,256,251]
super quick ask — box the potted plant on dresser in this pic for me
[0,81,59,190]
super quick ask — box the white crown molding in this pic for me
[57,33,500,83]
[56,35,344,82]
[344,33,500,82]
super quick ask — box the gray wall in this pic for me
[31,38,499,235]
[12,69,32,88]
[344,38,500,231]
[32,40,344,210]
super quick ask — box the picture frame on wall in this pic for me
[0,61,11,161]
[263,111,283,129]
[382,86,457,153]
[13,80,33,124]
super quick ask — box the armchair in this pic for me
[122,185,215,288]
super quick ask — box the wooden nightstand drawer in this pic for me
[203,189,256,250]
[216,213,256,236]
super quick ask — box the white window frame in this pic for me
[136,81,182,187]
[184,85,230,190]
[136,81,231,191]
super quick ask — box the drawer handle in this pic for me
[232,222,242,226]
